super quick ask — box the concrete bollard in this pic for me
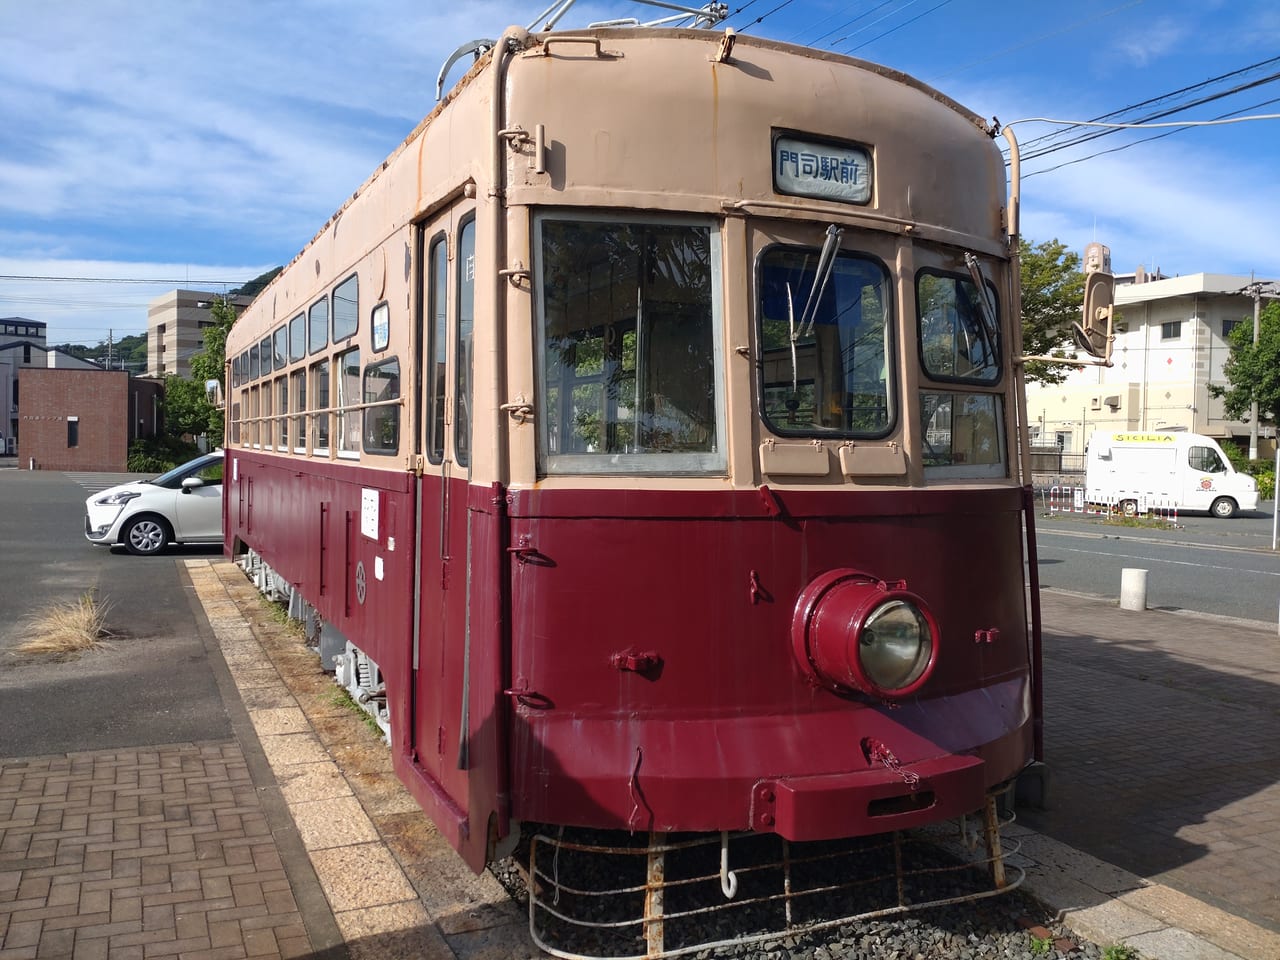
[1120,568,1148,611]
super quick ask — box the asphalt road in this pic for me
[1033,498,1280,624]
[0,466,230,757]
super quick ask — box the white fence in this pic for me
[1044,485,1179,525]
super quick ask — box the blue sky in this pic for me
[2,0,1278,348]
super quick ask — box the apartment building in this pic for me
[147,290,252,378]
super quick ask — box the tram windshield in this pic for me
[536,216,724,475]
[758,247,893,437]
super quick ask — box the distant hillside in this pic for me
[53,332,148,371]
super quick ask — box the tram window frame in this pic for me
[915,267,1002,385]
[756,243,895,441]
[533,212,726,476]
[291,369,307,454]
[919,390,1007,479]
[250,385,261,448]
[289,313,306,363]
[455,216,476,469]
[258,337,272,379]
[426,234,448,465]
[261,376,273,447]
[231,398,242,445]
[311,358,330,455]
[309,296,329,355]
[272,327,287,372]
[240,350,250,384]
[276,376,289,450]
[371,302,390,353]
[332,273,359,343]
[362,357,400,455]
[336,347,362,459]
[248,345,260,381]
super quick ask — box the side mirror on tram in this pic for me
[1073,243,1115,363]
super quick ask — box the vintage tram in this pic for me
[223,12,1049,955]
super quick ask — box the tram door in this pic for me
[411,208,476,818]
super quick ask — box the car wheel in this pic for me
[1210,497,1237,520]
[122,515,172,555]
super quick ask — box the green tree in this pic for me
[1019,238,1085,385]
[162,374,216,439]
[1209,300,1280,428]
[159,296,239,444]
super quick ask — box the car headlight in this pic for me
[859,599,933,690]
[95,491,141,506]
[792,569,939,699]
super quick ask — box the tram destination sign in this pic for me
[773,135,872,204]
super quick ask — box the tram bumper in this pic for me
[753,754,986,840]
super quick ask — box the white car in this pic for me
[84,451,225,556]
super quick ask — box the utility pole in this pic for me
[1239,278,1279,460]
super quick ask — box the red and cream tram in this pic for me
[224,14,1051,953]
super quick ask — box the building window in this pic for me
[1222,318,1242,339]
[23,344,31,364]
[67,417,79,448]
[1161,321,1182,341]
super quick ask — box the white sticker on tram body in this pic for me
[361,488,379,540]
[375,556,384,581]
[774,135,872,204]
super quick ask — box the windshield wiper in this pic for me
[796,225,843,339]
[963,251,1000,349]
[785,224,843,392]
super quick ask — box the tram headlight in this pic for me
[791,569,938,699]
[858,599,933,691]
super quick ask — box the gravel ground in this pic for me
[490,826,1137,960]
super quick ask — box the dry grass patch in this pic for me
[17,593,115,657]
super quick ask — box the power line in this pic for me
[1014,54,1280,156]
[0,275,246,284]
[842,0,953,54]
[1021,102,1280,179]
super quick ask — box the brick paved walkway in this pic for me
[0,743,312,959]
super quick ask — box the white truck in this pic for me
[1084,430,1259,519]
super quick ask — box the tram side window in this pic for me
[336,347,361,457]
[291,369,306,453]
[289,313,306,363]
[309,297,328,354]
[262,378,273,446]
[427,236,448,463]
[250,386,260,447]
[920,392,1005,478]
[333,274,358,342]
[311,360,330,453]
[273,327,287,371]
[537,217,724,474]
[249,345,260,381]
[277,377,289,449]
[259,337,272,377]
[758,248,893,438]
[363,358,400,455]
[232,395,242,445]
[455,219,475,468]
[917,270,1000,383]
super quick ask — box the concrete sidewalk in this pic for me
[4,559,1278,959]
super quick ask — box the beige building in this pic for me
[147,290,252,378]
[1026,270,1279,457]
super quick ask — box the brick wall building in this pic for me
[19,369,163,471]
